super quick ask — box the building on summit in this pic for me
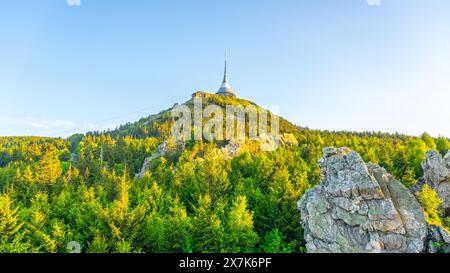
[192,53,236,98]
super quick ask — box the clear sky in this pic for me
[1,0,450,138]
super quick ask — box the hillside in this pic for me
[0,93,449,253]
[82,93,449,184]
[88,94,300,139]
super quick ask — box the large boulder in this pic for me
[412,150,450,216]
[298,147,428,253]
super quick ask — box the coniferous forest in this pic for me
[1,95,448,253]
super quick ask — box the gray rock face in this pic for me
[137,140,185,178]
[426,225,450,253]
[220,133,298,159]
[298,147,428,253]
[412,150,450,216]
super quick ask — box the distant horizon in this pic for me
[1,1,450,138]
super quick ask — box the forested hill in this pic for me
[86,94,301,139]
[81,93,449,184]
[0,93,449,253]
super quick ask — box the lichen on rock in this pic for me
[298,147,428,253]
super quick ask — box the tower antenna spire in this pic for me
[216,49,235,97]
[223,49,228,83]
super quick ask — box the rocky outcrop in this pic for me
[220,133,298,159]
[412,150,450,216]
[220,139,243,159]
[139,134,298,177]
[137,140,185,178]
[298,147,428,253]
[259,133,298,152]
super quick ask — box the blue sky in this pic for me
[1,0,450,137]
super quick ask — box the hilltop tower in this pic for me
[216,51,236,97]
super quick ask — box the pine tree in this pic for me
[436,136,450,156]
[165,200,192,252]
[107,170,147,250]
[0,193,29,252]
[87,232,109,253]
[416,185,443,226]
[191,195,224,253]
[226,195,258,252]
[22,165,34,184]
[37,145,62,184]
[0,194,23,236]
[260,228,293,253]
[197,147,230,205]
[401,167,416,188]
